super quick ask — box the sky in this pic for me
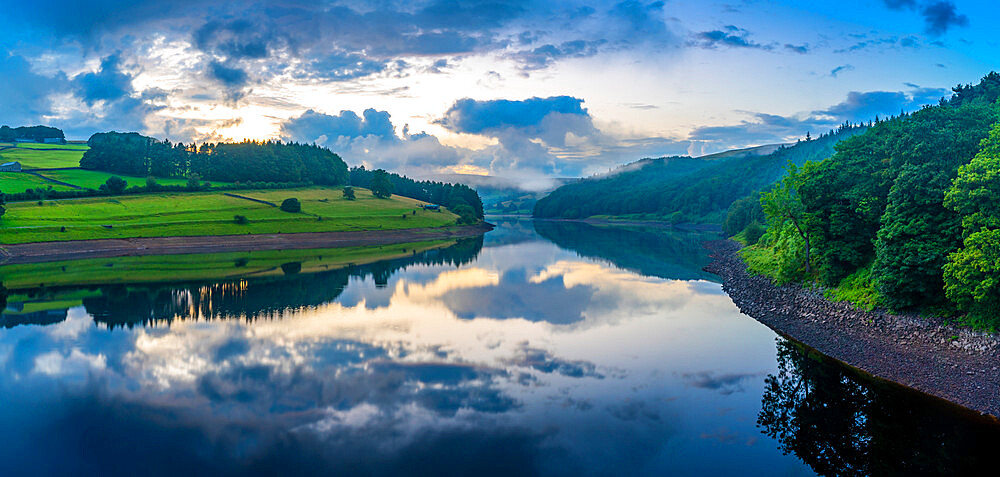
[0,0,996,183]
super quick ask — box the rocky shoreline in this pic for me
[703,239,1000,419]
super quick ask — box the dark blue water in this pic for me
[1,218,997,476]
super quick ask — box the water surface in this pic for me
[1,218,997,476]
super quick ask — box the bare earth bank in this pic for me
[0,223,494,265]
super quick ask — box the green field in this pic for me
[37,169,195,189]
[0,240,451,289]
[0,147,85,168]
[0,172,76,193]
[0,187,458,244]
[9,142,90,150]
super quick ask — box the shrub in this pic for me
[742,222,766,245]
[342,186,355,200]
[280,198,301,213]
[234,215,249,225]
[98,176,128,194]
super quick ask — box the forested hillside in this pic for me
[82,132,348,185]
[745,72,1000,327]
[533,127,864,223]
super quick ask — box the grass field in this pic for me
[0,172,76,193]
[9,142,90,150]
[0,147,85,168]
[37,169,195,189]
[0,186,458,243]
[0,240,452,289]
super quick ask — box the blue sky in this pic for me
[0,0,995,181]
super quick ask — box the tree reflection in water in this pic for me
[758,338,1000,476]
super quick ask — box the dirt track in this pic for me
[0,223,494,265]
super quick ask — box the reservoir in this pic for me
[1,218,996,476]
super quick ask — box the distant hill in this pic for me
[419,173,574,215]
[533,128,865,223]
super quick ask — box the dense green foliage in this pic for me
[349,166,484,219]
[99,176,128,194]
[0,125,64,142]
[368,169,394,198]
[941,122,1000,324]
[534,126,865,223]
[342,186,356,200]
[280,197,302,213]
[81,132,349,185]
[750,72,1000,325]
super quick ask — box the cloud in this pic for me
[72,53,132,105]
[505,345,604,379]
[691,26,770,50]
[281,109,397,144]
[680,371,760,395]
[0,51,66,126]
[513,40,607,71]
[920,1,969,35]
[830,64,854,77]
[688,84,949,149]
[784,43,810,54]
[437,96,596,142]
[881,0,968,36]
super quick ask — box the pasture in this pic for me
[0,146,85,169]
[0,187,458,244]
[0,172,75,193]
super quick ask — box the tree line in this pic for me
[748,72,1000,327]
[0,125,65,142]
[349,166,484,221]
[81,132,349,185]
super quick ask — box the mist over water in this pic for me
[1,218,996,476]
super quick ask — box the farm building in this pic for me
[0,161,22,172]
[422,204,441,211]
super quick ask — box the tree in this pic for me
[451,204,478,225]
[342,186,355,200]
[280,198,301,213]
[186,172,202,190]
[99,176,128,194]
[0,191,6,219]
[370,169,393,198]
[942,123,1000,324]
[761,164,814,274]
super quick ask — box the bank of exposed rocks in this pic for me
[703,239,1000,418]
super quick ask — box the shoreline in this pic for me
[0,223,493,265]
[703,239,1000,419]
[526,216,722,232]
